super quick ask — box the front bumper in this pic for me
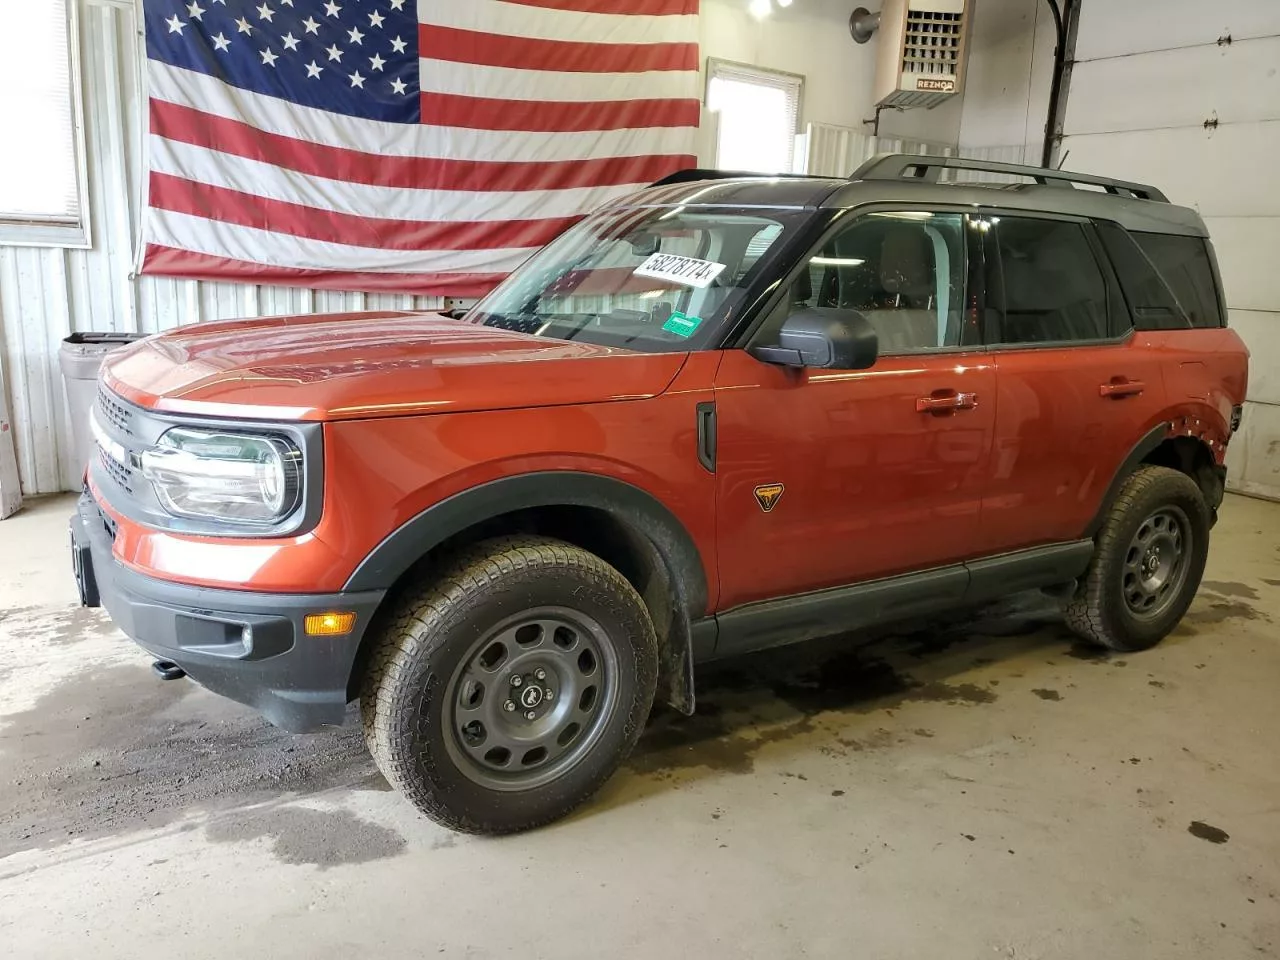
[70,492,385,732]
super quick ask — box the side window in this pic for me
[1132,232,1225,328]
[754,212,969,355]
[1094,221,1189,331]
[991,217,1110,344]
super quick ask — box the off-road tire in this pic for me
[360,536,657,834]
[1064,465,1210,652]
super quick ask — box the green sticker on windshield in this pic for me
[662,311,703,339]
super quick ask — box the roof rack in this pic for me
[650,168,818,187]
[850,154,1169,203]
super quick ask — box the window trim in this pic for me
[981,210,1132,352]
[704,58,805,174]
[0,0,91,249]
[731,202,989,358]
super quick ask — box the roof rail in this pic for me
[650,168,818,187]
[849,154,1169,203]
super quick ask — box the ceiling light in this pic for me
[777,0,793,5]
[749,0,772,19]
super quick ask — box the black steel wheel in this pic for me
[443,607,620,791]
[1121,507,1192,621]
[360,537,657,834]
[1065,465,1210,652]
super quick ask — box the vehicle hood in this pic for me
[102,312,688,421]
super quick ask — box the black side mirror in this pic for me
[750,308,879,370]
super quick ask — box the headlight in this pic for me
[140,428,303,524]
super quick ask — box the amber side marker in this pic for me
[304,612,357,637]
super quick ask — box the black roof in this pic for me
[624,154,1206,237]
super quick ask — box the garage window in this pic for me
[706,60,803,174]
[0,0,89,248]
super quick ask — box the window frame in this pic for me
[704,58,805,174]
[732,203,988,358]
[0,0,92,249]
[981,210,1133,351]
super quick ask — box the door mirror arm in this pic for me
[749,308,879,371]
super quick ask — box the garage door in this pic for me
[1059,0,1280,500]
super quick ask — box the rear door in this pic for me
[978,213,1168,554]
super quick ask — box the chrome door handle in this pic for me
[917,391,978,414]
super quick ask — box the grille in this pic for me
[902,10,964,78]
[97,386,136,437]
[98,444,136,496]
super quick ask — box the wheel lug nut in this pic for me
[510,676,522,687]
[525,710,536,720]
[535,668,546,681]
[546,690,555,701]
[504,700,516,712]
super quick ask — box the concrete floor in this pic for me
[1,494,1278,959]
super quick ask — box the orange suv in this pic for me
[71,156,1249,832]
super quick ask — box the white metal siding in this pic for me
[0,0,443,497]
[1061,0,1280,500]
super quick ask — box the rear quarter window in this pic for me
[1131,232,1224,328]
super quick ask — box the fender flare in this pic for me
[343,471,709,619]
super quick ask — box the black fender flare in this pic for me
[344,472,708,610]
[343,472,709,714]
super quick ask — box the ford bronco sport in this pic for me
[72,155,1249,833]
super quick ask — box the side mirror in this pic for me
[750,308,879,370]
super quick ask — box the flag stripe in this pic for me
[418,25,698,74]
[423,0,697,44]
[147,208,540,274]
[502,0,699,15]
[151,62,698,160]
[418,59,698,105]
[418,93,700,132]
[150,172,581,252]
[152,134,653,222]
[151,101,694,194]
[143,245,510,297]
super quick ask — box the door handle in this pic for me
[1100,378,1145,399]
[916,390,978,414]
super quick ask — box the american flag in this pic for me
[140,0,701,296]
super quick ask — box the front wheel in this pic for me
[1064,465,1210,652]
[360,537,658,834]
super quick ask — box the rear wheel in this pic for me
[360,537,657,834]
[1064,465,1210,652]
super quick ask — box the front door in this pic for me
[712,210,996,621]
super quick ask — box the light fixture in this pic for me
[777,0,793,5]
[748,0,771,18]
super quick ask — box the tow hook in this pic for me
[151,660,187,681]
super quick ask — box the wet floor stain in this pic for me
[0,662,372,858]
[205,807,406,868]
[1201,581,1260,601]
[1032,688,1062,701]
[1188,820,1230,844]
[1184,600,1263,626]
[1066,644,1112,662]
[626,605,1031,777]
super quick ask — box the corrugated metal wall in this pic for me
[796,122,1029,179]
[0,0,444,497]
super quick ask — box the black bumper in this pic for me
[70,493,385,733]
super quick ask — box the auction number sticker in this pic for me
[633,253,727,289]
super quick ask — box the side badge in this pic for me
[753,483,785,513]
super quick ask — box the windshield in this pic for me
[465,204,813,352]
